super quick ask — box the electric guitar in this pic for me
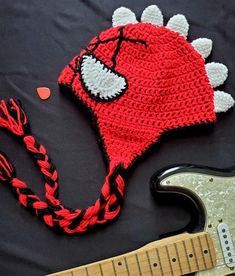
[49,164,235,276]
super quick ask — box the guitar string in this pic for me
[67,237,234,276]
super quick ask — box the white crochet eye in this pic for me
[214,90,234,113]
[80,54,127,101]
[206,62,228,88]
[112,7,138,27]
[141,5,163,26]
[166,14,189,39]
[191,38,212,58]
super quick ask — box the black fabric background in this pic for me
[0,1,235,275]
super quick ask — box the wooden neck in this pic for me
[48,232,216,276]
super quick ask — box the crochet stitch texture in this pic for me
[59,18,216,169]
[0,5,234,234]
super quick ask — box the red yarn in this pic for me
[0,99,125,233]
[0,22,217,234]
[59,23,216,169]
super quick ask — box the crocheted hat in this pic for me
[0,5,234,234]
[59,5,234,169]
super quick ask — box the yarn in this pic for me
[59,23,217,169]
[0,99,125,233]
[0,5,234,234]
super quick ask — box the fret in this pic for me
[85,264,101,276]
[146,248,162,275]
[70,268,88,276]
[112,260,117,276]
[124,257,130,276]
[155,248,164,276]
[205,233,216,267]
[165,243,182,275]
[174,243,183,275]
[158,245,173,275]
[184,237,197,272]
[177,240,191,275]
[124,253,141,275]
[99,260,114,276]
[192,237,205,271]
[194,236,207,269]
[165,245,174,275]
[199,234,215,269]
[145,251,154,276]
[137,249,151,275]
[135,253,142,275]
[113,257,129,276]
[190,237,200,271]
[99,264,104,276]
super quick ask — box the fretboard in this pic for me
[48,232,216,276]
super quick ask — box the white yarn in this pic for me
[112,7,137,27]
[80,55,127,101]
[141,5,163,26]
[214,90,234,113]
[166,14,189,39]
[206,62,228,88]
[191,38,212,58]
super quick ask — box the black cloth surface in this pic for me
[0,1,235,275]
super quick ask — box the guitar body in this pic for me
[151,164,235,276]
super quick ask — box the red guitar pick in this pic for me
[37,87,51,100]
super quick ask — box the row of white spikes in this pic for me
[112,5,234,113]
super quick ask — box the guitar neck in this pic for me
[49,232,216,276]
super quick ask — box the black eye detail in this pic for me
[79,27,147,101]
[80,53,128,101]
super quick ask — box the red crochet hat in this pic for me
[59,5,233,169]
[0,5,234,234]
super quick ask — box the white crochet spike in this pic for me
[191,38,212,58]
[141,5,163,26]
[166,14,189,39]
[206,62,228,88]
[166,14,189,38]
[214,90,234,113]
[112,7,138,27]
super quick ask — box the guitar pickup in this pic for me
[217,223,235,268]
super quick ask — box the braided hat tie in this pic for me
[0,5,234,234]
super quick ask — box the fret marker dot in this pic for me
[189,254,193,258]
[172,258,176,262]
[153,263,157,267]
[204,250,208,254]
[118,261,122,266]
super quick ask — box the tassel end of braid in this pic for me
[0,99,30,136]
[0,151,15,182]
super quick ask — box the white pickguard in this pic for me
[160,171,235,276]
